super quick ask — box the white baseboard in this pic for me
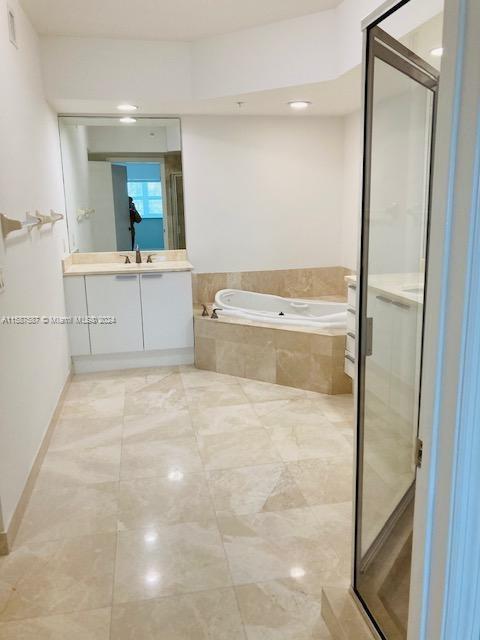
[72,348,194,373]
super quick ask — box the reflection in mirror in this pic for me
[59,117,185,253]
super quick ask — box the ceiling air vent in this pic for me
[7,7,17,47]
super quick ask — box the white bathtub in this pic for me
[214,289,347,329]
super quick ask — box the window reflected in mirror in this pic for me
[58,117,185,253]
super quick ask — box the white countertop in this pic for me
[345,273,424,306]
[63,250,193,277]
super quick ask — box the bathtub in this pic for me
[214,289,347,329]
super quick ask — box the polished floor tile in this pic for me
[1,366,354,638]
[258,397,336,429]
[15,482,118,546]
[120,437,203,480]
[117,473,215,531]
[287,458,353,506]
[208,463,307,515]
[185,383,250,410]
[236,579,332,640]
[197,429,281,470]
[0,608,111,639]
[190,403,262,435]
[0,534,115,622]
[49,417,122,451]
[113,521,232,603]
[180,365,239,389]
[218,508,339,585]
[111,588,245,640]
[238,379,304,403]
[35,444,121,489]
[60,395,124,420]
[122,410,194,443]
[124,374,186,416]
[269,424,352,462]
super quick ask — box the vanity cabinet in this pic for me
[140,272,194,351]
[63,271,193,359]
[86,274,143,355]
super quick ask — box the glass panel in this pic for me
[134,200,144,216]
[148,199,163,216]
[146,181,162,197]
[127,182,142,198]
[357,56,434,639]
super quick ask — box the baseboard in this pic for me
[72,347,194,373]
[0,369,73,555]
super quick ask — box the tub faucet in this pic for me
[201,304,209,317]
[211,308,221,319]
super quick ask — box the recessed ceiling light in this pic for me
[117,104,138,112]
[288,101,311,110]
[119,117,136,124]
[430,47,444,57]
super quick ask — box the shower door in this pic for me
[354,25,438,639]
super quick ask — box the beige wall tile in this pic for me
[193,266,350,303]
[194,337,217,371]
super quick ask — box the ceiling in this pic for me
[19,0,342,41]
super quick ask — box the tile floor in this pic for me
[0,365,354,639]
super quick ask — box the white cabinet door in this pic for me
[140,272,193,351]
[85,274,143,354]
[63,276,90,356]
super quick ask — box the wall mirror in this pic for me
[59,116,185,253]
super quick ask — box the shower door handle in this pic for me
[365,317,373,356]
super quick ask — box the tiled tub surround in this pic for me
[194,314,352,395]
[192,266,352,305]
[192,266,352,395]
[0,366,354,639]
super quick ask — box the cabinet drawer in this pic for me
[346,332,356,356]
[85,274,143,355]
[344,353,355,379]
[347,284,357,308]
[140,271,193,351]
[346,307,356,333]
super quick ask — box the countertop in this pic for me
[63,250,193,277]
[345,273,424,306]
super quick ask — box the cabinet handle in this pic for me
[345,354,355,363]
[348,284,357,290]
[141,273,164,279]
[347,331,356,339]
[376,295,392,304]
[392,300,411,310]
[347,307,355,315]
[115,274,137,280]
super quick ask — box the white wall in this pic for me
[88,162,117,252]
[59,123,93,252]
[182,115,345,273]
[87,126,175,154]
[341,111,362,271]
[0,0,70,531]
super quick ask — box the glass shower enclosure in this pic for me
[354,12,439,640]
